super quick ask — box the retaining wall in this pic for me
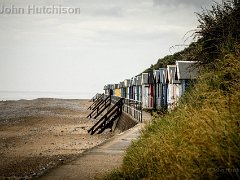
[113,111,138,134]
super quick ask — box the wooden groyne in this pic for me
[87,94,142,135]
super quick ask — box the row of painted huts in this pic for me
[103,61,199,110]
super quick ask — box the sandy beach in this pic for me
[0,98,113,179]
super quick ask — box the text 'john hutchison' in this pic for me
[0,5,81,15]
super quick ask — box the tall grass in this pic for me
[195,0,240,67]
[103,1,240,179]
[103,48,240,179]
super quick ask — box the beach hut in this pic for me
[159,68,168,109]
[103,84,114,96]
[166,65,180,110]
[153,70,160,109]
[124,79,131,99]
[133,76,138,100]
[175,61,199,96]
[130,77,134,100]
[109,84,114,96]
[148,71,154,109]
[136,75,142,102]
[119,81,125,98]
[103,85,108,95]
[114,84,121,97]
[130,76,137,100]
[141,73,149,109]
[129,78,133,99]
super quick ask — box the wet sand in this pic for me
[0,98,113,179]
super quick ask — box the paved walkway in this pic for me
[40,112,151,180]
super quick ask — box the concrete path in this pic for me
[40,112,151,180]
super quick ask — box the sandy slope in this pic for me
[0,98,112,179]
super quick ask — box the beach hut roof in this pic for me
[141,73,149,85]
[130,78,133,86]
[107,84,114,89]
[130,76,137,86]
[167,65,180,84]
[175,61,198,80]
[130,77,135,86]
[114,84,119,89]
[119,81,124,88]
[103,85,108,90]
[124,79,131,87]
[136,75,142,86]
[148,71,154,84]
[159,68,167,84]
[154,70,160,83]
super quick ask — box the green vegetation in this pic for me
[143,42,199,73]
[145,0,240,72]
[144,49,183,73]
[196,0,240,67]
[104,0,240,179]
[117,50,240,179]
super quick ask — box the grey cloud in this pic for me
[88,6,123,17]
[152,0,222,8]
[0,0,213,95]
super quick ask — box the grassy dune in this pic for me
[104,1,240,179]
[104,51,240,179]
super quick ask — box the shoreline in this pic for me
[0,91,95,101]
[0,98,113,179]
[0,97,89,102]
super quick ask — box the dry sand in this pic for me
[0,98,113,179]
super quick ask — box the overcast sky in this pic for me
[0,0,222,98]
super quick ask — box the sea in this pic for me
[0,91,95,101]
